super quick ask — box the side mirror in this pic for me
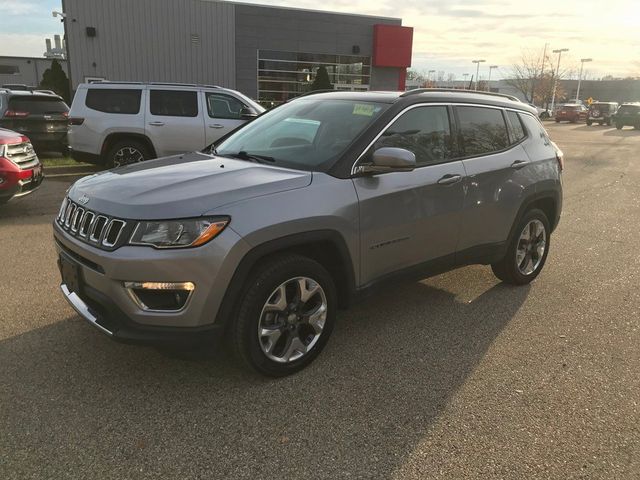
[240,107,259,120]
[356,147,416,175]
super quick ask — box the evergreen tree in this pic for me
[39,59,71,103]
[310,66,333,92]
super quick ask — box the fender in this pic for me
[214,229,357,327]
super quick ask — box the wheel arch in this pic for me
[215,230,357,328]
[507,190,561,246]
[101,132,157,159]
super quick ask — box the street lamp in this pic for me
[575,58,592,102]
[487,65,498,91]
[550,48,569,114]
[472,59,486,90]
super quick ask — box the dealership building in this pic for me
[61,0,413,104]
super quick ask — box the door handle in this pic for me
[511,160,528,169]
[148,121,165,126]
[437,174,462,185]
[209,124,224,129]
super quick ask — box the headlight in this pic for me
[129,217,229,248]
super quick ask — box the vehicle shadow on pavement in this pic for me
[0,269,530,479]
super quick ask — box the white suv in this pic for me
[67,82,265,167]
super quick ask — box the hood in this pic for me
[68,152,312,219]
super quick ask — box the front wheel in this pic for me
[230,254,337,376]
[492,209,550,285]
[616,123,623,130]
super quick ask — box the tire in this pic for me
[491,208,551,285]
[606,118,612,126]
[586,119,592,126]
[555,119,560,123]
[105,139,152,168]
[230,254,337,377]
[616,123,623,130]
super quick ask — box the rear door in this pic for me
[1,95,68,144]
[455,106,535,257]
[353,104,466,284]
[202,91,253,145]
[145,89,205,156]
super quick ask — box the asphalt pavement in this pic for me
[1,123,639,479]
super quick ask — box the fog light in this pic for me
[124,281,195,311]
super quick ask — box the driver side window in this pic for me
[373,106,453,166]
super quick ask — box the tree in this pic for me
[39,59,71,103]
[310,66,333,91]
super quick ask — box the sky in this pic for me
[1,0,639,80]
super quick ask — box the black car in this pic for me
[0,88,69,154]
[586,102,618,126]
[613,103,640,130]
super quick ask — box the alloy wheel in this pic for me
[257,276,327,363]
[113,147,144,167]
[516,219,547,276]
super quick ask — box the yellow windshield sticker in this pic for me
[353,104,376,117]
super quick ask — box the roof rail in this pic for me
[401,88,522,103]
[84,81,222,89]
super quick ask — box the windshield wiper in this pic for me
[224,151,276,164]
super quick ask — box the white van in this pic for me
[67,82,264,167]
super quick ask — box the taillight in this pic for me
[69,117,84,125]
[4,110,29,118]
[62,111,69,118]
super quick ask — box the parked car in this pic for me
[612,103,640,130]
[586,102,619,126]
[54,89,563,376]
[0,128,43,204]
[555,104,588,123]
[67,82,266,167]
[0,88,69,154]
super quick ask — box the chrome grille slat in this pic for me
[6,142,38,167]
[57,197,127,250]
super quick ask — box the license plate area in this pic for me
[58,253,83,295]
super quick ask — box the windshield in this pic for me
[215,98,388,171]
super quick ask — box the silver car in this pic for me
[67,82,264,167]
[54,90,563,376]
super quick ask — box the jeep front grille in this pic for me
[57,197,129,250]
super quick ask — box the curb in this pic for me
[43,164,103,176]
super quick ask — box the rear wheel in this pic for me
[230,254,337,376]
[586,119,592,126]
[492,209,550,285]
[555,118,560,123]
[105,139,152,168]
[616,122,623,130]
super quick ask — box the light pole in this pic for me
[428,69,436,86]
[575,58,592,102]
[472,59,486,90]
[550,48,569,114]
[487,65,498,91]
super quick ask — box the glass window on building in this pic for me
[257,50,371,107]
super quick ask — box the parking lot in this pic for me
[1,122,639,479]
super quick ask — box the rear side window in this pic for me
[456,106,508,156]
[519,113,551,146]
[374,106,453,166]
[506,110,526,144]
[8,96,68,114]
[150,90,198,117]
[206,93,245,119]
[85,89,141,114]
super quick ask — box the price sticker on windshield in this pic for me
[353,104,376,117]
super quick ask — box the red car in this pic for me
[0,128,43,204]
[555,104,588,123]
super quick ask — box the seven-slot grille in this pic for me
[5,141,39,170]
[57,197,127,249]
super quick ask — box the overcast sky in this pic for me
[1,0,638,80]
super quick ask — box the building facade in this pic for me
[62,0,413,104]
[0,57,69,89]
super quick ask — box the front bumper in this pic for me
[53,220,250,344]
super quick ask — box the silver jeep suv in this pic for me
[54,90,563,376]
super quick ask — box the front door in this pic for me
[202,92,252,145]
[353,105,466,285]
